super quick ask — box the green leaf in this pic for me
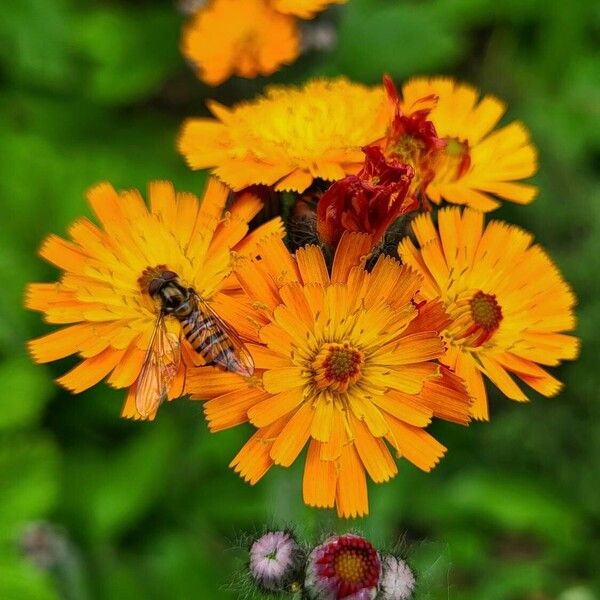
[334,1,464,82]
[0,355,54,430]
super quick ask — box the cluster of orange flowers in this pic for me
[27,50,578,518]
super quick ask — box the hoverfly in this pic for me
[135,269,254,418]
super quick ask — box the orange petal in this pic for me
[417,366,472,425]
[269,402,313,466]
[296,245,330,285]
[262,366,305,394]
[303,440,336,509]
[385,416,446,472]
[349,413,397,483]
[204,386,271,431]
[320,406,345,460]
[452,352,489,420]
[106,337,145,388]
[346,390,389,437]
[336,443,369,518]
[479,354,528,402]
[56,347,125,393]
[28,323,97,363]
[375,332,445,365]
[149,181,177,230]
[234,218,285,258]
[234,257,281,312]
[248,388,304,427]
[274,169,313,193]
[121,385,154,421]
[371,390,433,427]
[186,366,248,399]
[257,236,300,285]
[230,418,287,485]
[331,232,373,284]
[39,235,88,273]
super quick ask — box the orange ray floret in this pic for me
[178,78,388,193]
[181,0,300,86]
[26,178,284,420]
[186,234,472,518]
[399,207,579,420]
[399,77,539,211]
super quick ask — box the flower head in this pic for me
[181,0,299,86]
[399,77,538,210]
[26,178,283,420]
[272,0,348,19]
[316,145,416,250]
[304,534,380,599]
[249,530,304,592]
[186,233,471,517]
[399,208,579,419]
[381,75,446,207]
[379,555,416,600]
[178,78,387,193]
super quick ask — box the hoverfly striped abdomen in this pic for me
[143,268,254,377]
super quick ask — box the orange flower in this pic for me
[399,77,538,210]
[186,233,471,517]
[26,178,283,420]
[178,78,388,193]
[399,208,579,419]
[181,0,299,86]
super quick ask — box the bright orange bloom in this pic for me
[399,208,579,420]
[186,233,471,518]
[272,0,347,18]
[181,0,299,86]
[26,178,283,420]
[399,77,538,211]
[178,78,388,193]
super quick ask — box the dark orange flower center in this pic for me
[312,342,364,392]
[470,291,502,331]
[447,289,503,348]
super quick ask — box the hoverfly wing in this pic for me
[135,313,181,419]
[192,293,255,377]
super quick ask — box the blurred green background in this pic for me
[1,0,598,598]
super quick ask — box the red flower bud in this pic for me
[316,145,416,249]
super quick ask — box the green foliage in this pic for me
[0,0,598,598]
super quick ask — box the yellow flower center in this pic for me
[312,342,364,393]
[391,135,425,166]
[446,290,503,348]
[439,136,471,180]
[334,550,368,584]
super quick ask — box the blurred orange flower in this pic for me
[181,0,299,86]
